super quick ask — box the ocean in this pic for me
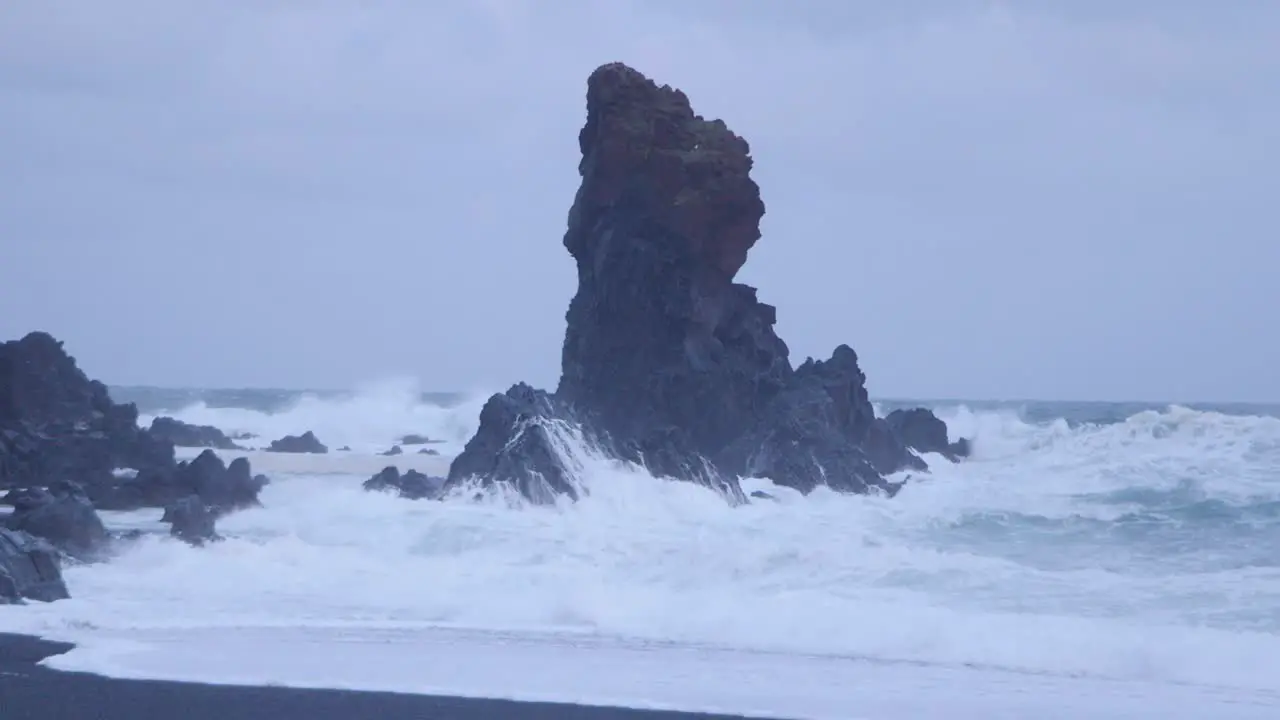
[2,381,1279,718]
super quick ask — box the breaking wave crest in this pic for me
[4,394,1279,694]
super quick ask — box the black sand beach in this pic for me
[0,633,777,720]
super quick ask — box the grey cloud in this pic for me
[1,1,1276,401]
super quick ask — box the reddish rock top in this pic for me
[567,62,765,281]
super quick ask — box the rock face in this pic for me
[1,332,174,494]
[268,431,328,454]
[148,417,244,450]
[0,332,269,569]
[0,527,69,604]
[2,481,109,560]
[445,63,968,503]
[883,408,970,461]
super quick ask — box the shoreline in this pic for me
[0,633,780,720]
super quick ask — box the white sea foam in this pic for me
[139,376,487,456]
[4,388,1280,717]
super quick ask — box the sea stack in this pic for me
[445,62,968,503]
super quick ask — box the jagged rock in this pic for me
[0,332,270,521]
[161,495,221,546]
[1,480,109,560]
[884,408,971,461]
[446,63,968,503]
[0,527,69,604]
[189,452,267,513]
[380,445,403,456]
[417,447,439,455]
[1,332,175,494]
[362,466,444,501]
[448,385,582,502]
[267,431,328,454]
[148,416,244,450]
[92,449,267,515]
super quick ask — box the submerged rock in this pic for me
[398,434,436,445]
[268,431,328,454]
[161,495,222,546]
[363,466,444,501]
[0,527,69,604]
[148,416,244,450]
[446,63,968,503]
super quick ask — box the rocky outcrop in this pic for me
[148,417,244,450]
[2,481,109,560]
[447,385,590,503]
[444,64,969,503]
[161,495,221,546]
[98,449,268,514]
[0,528,68,604]
[884,408,971,461]
[1,332,174,494]
[380,445,403,457]
[362,466,444,501]
[1,332,269,520]
[267,431,328,454]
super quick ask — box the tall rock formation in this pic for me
[446,63,968,502]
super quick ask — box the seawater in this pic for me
[2,381,1277,717]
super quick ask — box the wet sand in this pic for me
[0,633,776,720]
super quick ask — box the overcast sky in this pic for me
[1,1,1276,402]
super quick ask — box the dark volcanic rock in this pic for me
[445,63,968,503]
[268,431,328,454]
[149,416,244,450]
[884,408,971,461]
[187,452,268,514]
[161,495,222,546]
[0,527,69,604]
[1,332,175,494]
[2,480,109,560]
[92,450,267,515]
[363,466,444,501]
[448,384,583,502]
[0,331,269,536]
